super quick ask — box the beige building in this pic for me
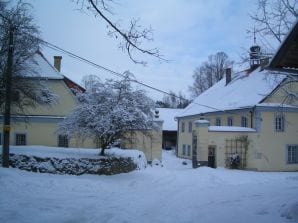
[176,22,298,171]
[0,52,162,162]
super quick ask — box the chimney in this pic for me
[54,56,62,72]
[225,68,231,85]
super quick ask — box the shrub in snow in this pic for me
[228,153,240,169]
[152,159,162,166]
[58,72,156,156]
[0,154,137,175]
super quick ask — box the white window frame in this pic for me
[227,117,233,126]
[15,133,27,146]
[275,114,285,132]
[287,145,298,164]
[187,145,191,156]
[181,122,185,133]
[215,118,221,126]
[182,144,186,155]
[241,116,248,127]
[188,121,192,133]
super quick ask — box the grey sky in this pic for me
[28,0,261,100]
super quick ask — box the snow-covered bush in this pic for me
[0,153,137,175]
[228,153,240,169]
[58,72,156,156]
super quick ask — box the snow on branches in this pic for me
[59,72,156,155]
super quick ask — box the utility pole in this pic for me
[2,24,14,168]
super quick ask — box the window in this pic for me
[182,144,186,155]
[215,118,221,126]
[58,135,69,147]
[188,121,192,132]
[187,145,191,156]
[287,145,298,164]
[181,122,185,133]
[15,133,26,145]
[227,117,233,126]
[241,116,248,127]
[275,114,285,132]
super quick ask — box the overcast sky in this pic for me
[27,0,261,100]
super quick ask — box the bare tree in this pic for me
[189,52,232,98]
[0,1,56,111]
[0,1,56,167]
[72,0,165,65]
[156,91,190,109]
[250,0,298,45]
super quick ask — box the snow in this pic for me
[178,68,286,118]
[24,52,63,79]
[9,146,146,169]
[208,126,256,132]
[195,119,210,124]
[156,108,182,131]
[1,148,298,223]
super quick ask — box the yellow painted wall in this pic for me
[177,111,252,159]
[0,121,96,148]
[184,110,298,171]
[121,129,162,162]
[264,81,298,106]
[255,111,298,171]
[16,79,77,116]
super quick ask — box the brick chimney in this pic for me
[54,56,62,72]
[225,68,231,85]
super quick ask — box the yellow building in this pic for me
[0,52,162,162]
[176,22,298,171]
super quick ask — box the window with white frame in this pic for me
[227,117,233,126]
[182,144,186,155]
[188,121,192,133]
[275,114,285,132]
[58,135,69,147]
[287,145,298,164]
[215,118,221,126]
[241,116,248,127]
[15,133,26,145]
[181,122,185,133]
[187,145,191,156]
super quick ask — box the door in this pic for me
[208,146,216,168]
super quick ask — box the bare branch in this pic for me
[72,0,166,65]
[249,0,298,45]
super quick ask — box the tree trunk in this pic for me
[100,147,105,156]
[2,25,14,168]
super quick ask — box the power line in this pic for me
[40,38,228,113]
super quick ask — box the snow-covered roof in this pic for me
[208,126,256,132]
[156,108,183,131]
[177,68,286,118]
[23,51,63,79]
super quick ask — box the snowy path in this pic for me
[0,149,298,223]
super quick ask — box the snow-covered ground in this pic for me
[1,146,298,223]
